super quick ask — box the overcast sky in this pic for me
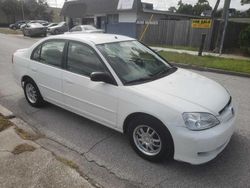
[47,0,250,11]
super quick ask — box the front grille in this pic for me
[219,96,232,115]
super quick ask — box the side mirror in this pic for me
[90,72,115,85]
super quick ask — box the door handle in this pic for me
[65,78,74,84]
[31,68,37,72]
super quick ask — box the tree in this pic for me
[24,0,53,21]
[1,0,22,23]
[193,0,212,16]
[176,0,194,15]
[0,0,53,23]
[168,6,177,13]
[241,0,250,5]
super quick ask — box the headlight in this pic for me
[182,112,220,131]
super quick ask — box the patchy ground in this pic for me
[0,115,94,188]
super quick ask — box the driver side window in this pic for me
[66,42,106,77]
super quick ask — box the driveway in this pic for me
[0,33,250,187]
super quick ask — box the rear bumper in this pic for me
[173,113,236,165]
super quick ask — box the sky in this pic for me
[47,0,250,11]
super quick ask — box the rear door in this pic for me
[29,39,66,105]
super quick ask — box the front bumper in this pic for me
[173,110,236,165]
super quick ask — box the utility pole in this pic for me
[21,0,25,20]
[219,0,231,54]
[214,0,231,54]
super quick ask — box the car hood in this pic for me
[130,68,230,115]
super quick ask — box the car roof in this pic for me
[50,33,135,45]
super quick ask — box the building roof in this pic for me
[61,0,140,18]
[142,9,208,19]
[50,33,135,45]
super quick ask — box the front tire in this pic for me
[24,79,44,108]
[127,115,174,162]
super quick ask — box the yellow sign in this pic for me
[192,19,212,29]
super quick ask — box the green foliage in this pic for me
[159,51,250,74]
[176,0,194,15]
[241,0,250,5]
[239,26,250,54]
[1,0,22,23]
[0,0,53,23]
[176,0,212,16]
[193,0,212,16]
[168,6,177,13]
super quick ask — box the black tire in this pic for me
[54,29,59,35]
[23,79,45,108]
[127,115,174,162]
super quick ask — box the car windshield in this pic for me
[97,41,175,85]
[58,22,65,26]
[29,23,43,28]
[83,25,96,30]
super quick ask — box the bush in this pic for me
[239,25,250,54]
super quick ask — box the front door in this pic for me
[62,41,118,127]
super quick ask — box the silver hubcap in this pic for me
[133,125,162,156]
[25,83,37,104]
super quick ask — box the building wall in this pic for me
[119,12,137,23]
[106,23,137,38]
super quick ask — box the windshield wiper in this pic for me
[125,77,155,85]
[153,67,177,78]
[125,67,177,85]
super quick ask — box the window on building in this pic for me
[107,14,119,24]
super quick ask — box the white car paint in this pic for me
[12,34,236,164]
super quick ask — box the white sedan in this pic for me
[12,34,236,164]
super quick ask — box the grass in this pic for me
[15,127,42,141]
[151,44,198,51]
[55,156,80,171]
[0,115,12,132]
[159,51,250,74]
[0,28,22,35]
[12,143,36,155]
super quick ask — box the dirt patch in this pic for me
[0,115,12,132]
[15,127,42,141]
[12,143,36,155]
[55,156,80,171]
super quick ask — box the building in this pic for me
[61,0,204,38]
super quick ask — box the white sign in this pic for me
[117,0,134,10]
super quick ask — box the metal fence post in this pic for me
[198,34,206,56]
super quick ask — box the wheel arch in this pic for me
[123,112,175,160]
[123,112,170,135]
[21,75,35,88]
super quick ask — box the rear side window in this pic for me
[31,40,65,68]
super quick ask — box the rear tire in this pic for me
[23,79,45,108]
[127,115,174,162]
[54,29,59,35]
